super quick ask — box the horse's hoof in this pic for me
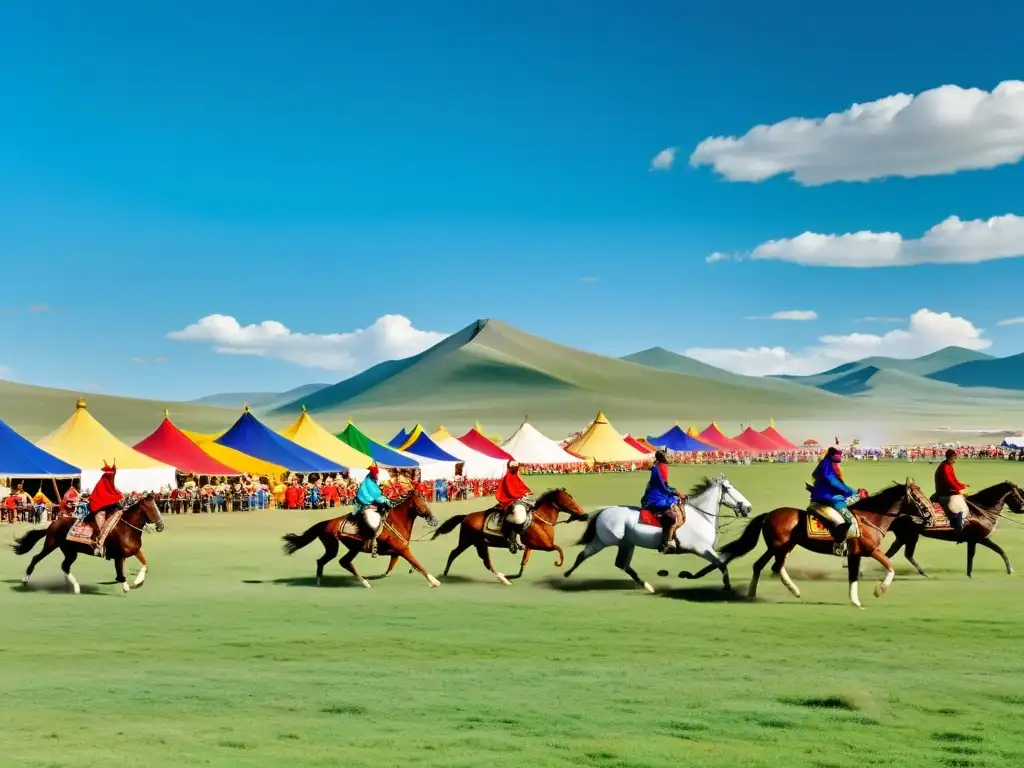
[427,575,441,588]
[360,579,372,589]
[121,583,130,594]
[657,570,669,577]
[643,582,655,594]
[496,573,511,586]
[677,571,693,579]
[22,576,29,586]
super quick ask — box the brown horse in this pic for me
[430,488,588,585]
[711,480,933,608]
[886,481,1024,578]
[12,496,165,595]
[281,491,441,588]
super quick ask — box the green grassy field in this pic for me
[3,462,1024,767]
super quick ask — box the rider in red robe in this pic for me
[495,460,532,552]
[88,461,123,556]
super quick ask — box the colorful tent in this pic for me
[761,419,798,450]
[501,419,586,466]
[647,425,715,452]
[397,425,462,462]
[279,407,374,471]
[37,398,176,492]
[456,427,514,461]
[686,425,702,438]
[732,426,783,452]
[0,418,81,478]
[474,421,504,445]
[698,421,750,452]
[215,409,344,472]
[388,428,410,449]
[624,434,653,454]
[181,429,285,479]
[564,411,648,463]
[134,413,243,476]
[429,426,507,479]
[335,422,419,468]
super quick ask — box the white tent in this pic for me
[1002,435,1024,449]
[501,420,587,466]
[430,426,507,479]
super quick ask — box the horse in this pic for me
[429,488,589,585]
[563,475,753,593]
[281,491,442,588]
[885,481,1024,578]
[12,495,165,595]
[713,480,933,608]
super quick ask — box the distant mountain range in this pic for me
[190,383,330,410]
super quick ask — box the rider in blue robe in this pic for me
[355,466,391,556]
[807,447,859,540]
[641,450,686,552]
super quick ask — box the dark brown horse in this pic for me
[282,491,441,588]
[886,481,1024,578]
[430,488,588,585]
[12,496,165,595]
[711,480,933,608]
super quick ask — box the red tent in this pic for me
[760,418,798,449]
[733,426,783,452]
[699,422,750,452]
[134,414,243,475]
[624,434,654,454]
[457,428,514,461]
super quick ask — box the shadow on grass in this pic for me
[6,578,108,596]
[241,577,363,589]
[657,585,748,602]
[436,574,490,585]
[537,576,640,593]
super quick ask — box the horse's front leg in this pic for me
[869,547,896,599]
[977,537,1013,575]
[397,547,441,588]
[508,548,533,580]
[383,555,400,576]
[131,549,149,589]
[114,557,130,595]
[902,535,929,578]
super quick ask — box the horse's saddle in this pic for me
[483,504,534,538]
[334,508,387,543]
[68,511,122,551]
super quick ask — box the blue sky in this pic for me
[2,0,1023,398]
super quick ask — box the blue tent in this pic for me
[400,426,461,462]
[0,419,81,477]
[335,423,419,468]
[215,411,345,472]
[388,428,409,449]
[647,425,716,452]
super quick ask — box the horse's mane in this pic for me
[969,481,1015,508]
[687,476,721,497]
[535,487,566,505]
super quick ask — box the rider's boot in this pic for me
[503,522,520,554]
[658,519,675,553]
[369,532,379,558]
[949,513,965,543]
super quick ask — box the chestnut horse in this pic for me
[886,481,1024,578]
[281,491,441,588]
[711,480,933,608]
[12,495,165,595]
[430,488,588,585]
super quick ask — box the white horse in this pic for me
[563,474,753,593]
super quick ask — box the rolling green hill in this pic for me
[812,366,968,398]
[928,352,1024,391]
[621,347,818,394]
[777,346,995,386]
[0,379,243,443]
[190,383,329,410]
[272,319,853,435]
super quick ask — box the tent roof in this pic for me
[215,409,344,472]
[396,425,462,462]
[698,421,750,452]
[388,428,410,449]
[0,418,81,478]
[623,434,654,454]
[335,422,419,468]
[686,425,701,438]
[733,426,783,452]
[37,398,173,471]
[501,419,586,465]
[134,414,243,475]
[427,426,508,479]
[761,418,798,450]
[647,425,715,452]
[564,411,647,463]
[280,408,374,469]
[457,427,514,461]
[181,429,285,477]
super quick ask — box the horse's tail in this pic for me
[431,515,466,540]
[12,528,47,556]
[282,521,327,556]
[718,513,768,561]
[576,512,601,546]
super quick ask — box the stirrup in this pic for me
[370,539,379,558]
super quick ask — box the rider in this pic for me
[87,461,123,557]
[807,446,866,545]
[354,464,391,557]
[935,448,969,539]
[495,460,532,554]
[641,450,687,553]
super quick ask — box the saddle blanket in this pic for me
[68,511,123,550]
[482,509,534,538]
[927,503,953,530]
[331,513,385,543]
[637,509,662,528]
[804,507,836,539]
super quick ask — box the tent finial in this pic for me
[301,404,307,413]
[75,397,87,410]
[164,408,169,419]
[243,402,249,413]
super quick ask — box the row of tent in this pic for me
[0,399,800,493]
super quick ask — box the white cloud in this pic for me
[131,356,167,364]
[167,314,447,372]
[769,310,817,321]
[689,80,1024,185]
[997,317,1024,326]
[649,147,677,171]
[730,213,1024,268]
[859,316,903,323]
[706,252,731,264]
[685,309,991,376]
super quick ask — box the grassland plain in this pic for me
[3,462,1024,768]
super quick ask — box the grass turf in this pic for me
[3,461,1024,767]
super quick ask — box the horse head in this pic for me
[400,490,439,529]
[136,493,165,532]
[538,488,588,521]
[902,479,934,526]
[715,475,753,518]
[1005,482,1024,515]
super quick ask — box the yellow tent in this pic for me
[37,398,176,491]
[563,411,648,463]
[279,407,372,469]
[430,425,451,442]
[474,421,503,444]
[686,425,701,438]
[181,429,285,479]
